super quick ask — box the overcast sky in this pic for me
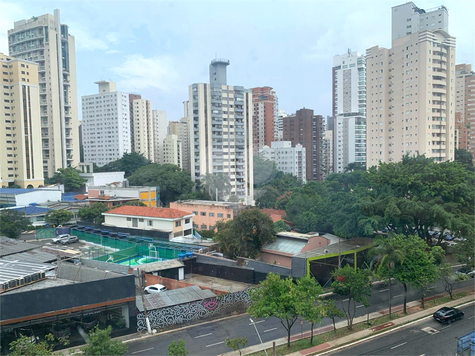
[1,0,474,121]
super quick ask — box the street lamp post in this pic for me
[250,318,268,356]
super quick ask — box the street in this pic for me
[330,302,475,356]
[125,278,474,355]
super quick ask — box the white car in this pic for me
[144,284,168,294]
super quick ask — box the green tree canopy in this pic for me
[0,210,30,238]
[200,173,232,201]
[274,220,291,233]
[168,339,188,356]
[45,209,73,226]
[455,148,474,171]
[95,152,151,177]
[8,333,68,356]
[127,164,194,206]
[78,203,109,224]
[295,275,324,345]
[51,167,85,192]
[81,326,127,356]
[214,208,275,259]
[331,265,372,330]
[253,154,279,187]
[225,337,248,356]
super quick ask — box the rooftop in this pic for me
[173,200,242,207]
[0,237,37,257]
[0,188,38,195]
[11,206,51,215]
[1,249,57,264]
[276,231,321,241]
[104,206,192,219]
[262,237,307,255]
[135,259,184,273]
[293,237,374,259]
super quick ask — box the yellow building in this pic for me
[0,52,44,188]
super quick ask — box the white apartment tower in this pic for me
[152,110,167,164]
[275,109,286,142]
[332,51,367,172]
[162,134,182,169]
[169,117,191,171]
[131,99,154,161]
[189,59,254,204]
[8,10,80,178]
[259,141,306,183]
[366,2,455,168]
[81,81,131,166]
[392,2,449,42]
[0,53,44,188]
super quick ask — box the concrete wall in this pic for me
[80,259,131,275]
[259,251,292,267]
[244,259,291,277]
[56,262,124,282]
[291,255,307,278]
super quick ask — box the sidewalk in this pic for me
[221,288,475,356]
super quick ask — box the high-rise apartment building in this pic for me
[131,99,154,161]
[0,53,44,188]
[283,108,325,181]
[366,2,456,168]
[81,81,131,167]
[251,86,277,154]
[168,117,191,171]
[332,51,367,172]
[275,109,287,141]
[8,10,80,178]
[455,64,475,165]
[152,110,167,164]
[392,2,448,42]
[259,141,306,183]
[189,59,254,204]
[162,134,182,169]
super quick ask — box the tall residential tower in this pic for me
[8,10,80,178]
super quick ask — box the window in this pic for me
[192,211,198,215]
[200,212,206,216]
[227,214,231,218]
[200,224,207,230]
[209,225,215,230]
[185,218,190,224]
[126,217,131,221]
[175,221,181,227]
[148,220,153,226]
[139,218,144,222]
[217,213,224,218]
[209,212,215,217]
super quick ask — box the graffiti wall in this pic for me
[136,290,251,331]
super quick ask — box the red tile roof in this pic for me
[261,209,286,222]
[105,206,192,219]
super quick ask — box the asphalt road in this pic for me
[330,302,475,356]
[125,277,474,356]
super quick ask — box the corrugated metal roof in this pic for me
[0,260,55,284]
[11,206,51,215]
[136,285,216,311]
[0,237,37,257]
[1,249,57,264]
[136,259,184,273]
[262,237,306,255]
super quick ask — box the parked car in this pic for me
[144,284,168,294]
[433,307,464,324]
[52,234,71,244]
[456,266,475,278]
[61,235,78,245]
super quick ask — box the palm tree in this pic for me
[370,235,405,318]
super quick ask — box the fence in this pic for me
[136,290,251,331]
[36,228,55,240]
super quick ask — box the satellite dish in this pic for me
[324,249,329,254]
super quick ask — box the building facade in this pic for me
[189,59,254,204]
[0,53,44,188]
[152,109,167,164]
[391,2,448,42]
[332,51,366,172]
[162,134,182,168]
[283,108,325,181]
[455,64,475,165]
[366,29,456,167]
[8,10,80,178]
[168,117,191,171]
[131,99,154,161]
[259,141,306,183]
[251,86,277,154]
[275,109,287,142]
[81,81,131,166]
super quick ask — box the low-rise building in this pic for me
[169,200,243,231]
[259,141,306,183]
[0,188,62,208]
[88,186,158,207]
[102,206,193,240]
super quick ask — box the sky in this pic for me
[1,0,474,122]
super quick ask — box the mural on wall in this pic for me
[137,290,251,331]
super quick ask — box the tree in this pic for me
[0,210,30,238]
[51,167,85,192]
[274,220,290,233]
[167,339,187,356]
[320,299,344,332]
[331,265,372,330]
[81,325,127,356]
[9,333,68,356]
[439,263,469,300]
[127,164,194,206]
[225,337,248,356]
[390,235,444,312]
[295,276,324,345]
[455,148,474,171]
[253,154,279,187]
[214,208,275,259]
[200,173,232,201]
[95,152,151,177]
[78,203,109,224]
[45,209,73,226]
[369,235,405,318]
[248,273,301,348]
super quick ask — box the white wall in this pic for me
[15,189,62,206]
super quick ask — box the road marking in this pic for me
[441,325,452,330]
[469,316,474,319]
[248,320,265,325]
[379,289,389,293]
[132,348,154,354]
[206,341,225,348]
[422,327,439,334]
[356,304,365,308]
[392,294,403,298]
[195,332,212,338]
[263,327,278,333]
[420,354,425,356]
[390,342,407,349]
